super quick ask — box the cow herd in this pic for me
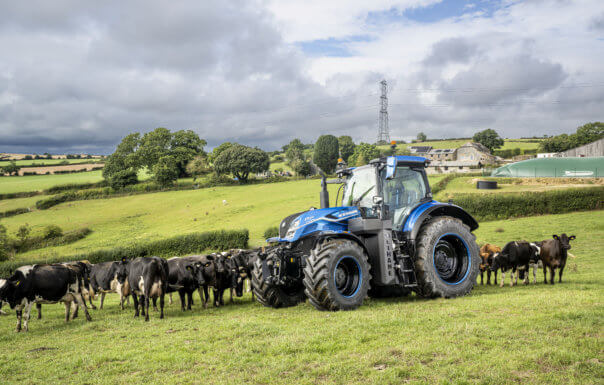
[478,233,576,287]
[0,249,258,332]
[0,233,578,332]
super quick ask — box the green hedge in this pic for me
[430,174,458,195]
[450,187,603,221]
[263,226,279,239]
[0,191,41,200]
[45,181,107,194]
[10,227,92,254]
[0,207,29,218]
[0,229,249,277]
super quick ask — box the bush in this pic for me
[449,187,603,221]
[109,169,138,190]
[0,207,29,218]
[430,174,458,195]
[0,229,249,277]
[45,181,107,194]
[263,226,279,239]
[0,191,40,200]
[43,225,63,239]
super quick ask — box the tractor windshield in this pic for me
[341,166,376,209]
[382,166,428,228]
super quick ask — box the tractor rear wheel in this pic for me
[303,239,371,311]
[414,216,479,298]
[251,258,305,308]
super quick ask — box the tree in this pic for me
[348,143,380,166]
[313,135,339,173]
[209,142,233,164]
[417,132,427,142]
[137,128,173,170]
[538,122,604,153]
[473,129,504,153]
[285,139,305,165]
[338,136,356,162]
[186,155,212,181]
[102,132,141,180]
[214,144,269,183]
[170,130,207,177]
[16,224,31,244]
[153,155,179,187]
[108,169,138,190]
[291,158,312,177]
[1,161,20,176]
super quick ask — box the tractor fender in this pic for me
[404,201,478,241]
[311,232,370,258]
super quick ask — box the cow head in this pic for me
[489,252,506,271]
[186,263,206,287]
[201,255,217,286]
[553,234,576,250]
[0,279,17,308]
[115,257,129,284]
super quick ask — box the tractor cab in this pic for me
[338,156,432,230]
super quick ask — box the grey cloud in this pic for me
[422,37,480,67]
[590,12,604,31]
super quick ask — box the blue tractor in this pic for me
[251,155,480,311]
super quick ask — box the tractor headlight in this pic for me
[286,228,297,238]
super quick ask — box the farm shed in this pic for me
[491,156,604,177]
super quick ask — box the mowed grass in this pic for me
[0,210,601,384]
[0,171,104,194]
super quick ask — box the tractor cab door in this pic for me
[341,165,378,216]
[382,166,429,229]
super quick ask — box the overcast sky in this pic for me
[1,0,603,154]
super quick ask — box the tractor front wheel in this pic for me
[303,239,371,311]
[414,216,479,298]
[251,258,305,308]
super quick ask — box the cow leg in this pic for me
[71,301,79,319]
[100,292,106,310]
[132,294,140,317]
[139,295,146,317]
[230,288,234,304]
[500,271,505,288]
[480,271,483,285]
[88,291,97,310]
[168,293,173,306]
[220,290,225,306]
[37,303,42,319]
[64,302,71,322]
[494,270,498,285]
[22,302,33,332]
[159,294,165,319]
[144,295,150,322]
[549,267,555,285]
[152,297,158,311]
[523,264,529,285]
[74,293,92,322]
[559,266,565,283]
[16,309,23,332]
[543,265,548,284]
[178,290,186,312]
[532,264,538,284]
[213,289,220,307]
[187,291,193,311]
[486,270,492,285]
[511,268,516,287]
[202,286,209,309]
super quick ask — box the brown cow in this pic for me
[539,234,576,285]
[479,244,501,285]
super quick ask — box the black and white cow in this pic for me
[125,257,168,321]
[166,257,206,311]
[0,264,91,332]
[490,241,540,287]
[230,248,259,300]
[89,260,130,310]
[180,255,219,309]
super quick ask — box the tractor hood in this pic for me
[268,206,361,243]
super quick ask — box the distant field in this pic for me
[0,210,601,384]
[434,176,601,200]
[270,161,293,173]
[0,158,100,167]
[0,171,105,194]
[379,138,542,152]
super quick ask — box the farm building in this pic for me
[561,137,604,157]
[456,142,496,163]
[491,156,604,177]
[426,160,481,174]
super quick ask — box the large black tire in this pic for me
[251,258,305,308]
[303,239,371,311]
[414,216,479,298]
[367,285,410,298]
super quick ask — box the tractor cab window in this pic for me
[342,166,376,210]
[382,166,427,227]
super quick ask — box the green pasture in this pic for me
[0,210,601,384]
[0,158,101,167]
[0,171,105,194]
[379,139,542,152]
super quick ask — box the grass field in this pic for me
[0,210,601,384]
[0,171,105,194]
[0,158,100,167]
[378,139,542,153]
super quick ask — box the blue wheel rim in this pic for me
[432,233,471,285]
[333,256,362,298]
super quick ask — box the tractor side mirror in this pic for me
[373,196,383,204]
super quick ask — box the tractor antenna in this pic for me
[377,79,390,144]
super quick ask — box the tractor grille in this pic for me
[279,211,306,238]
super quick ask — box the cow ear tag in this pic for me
[15,281,20,286]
